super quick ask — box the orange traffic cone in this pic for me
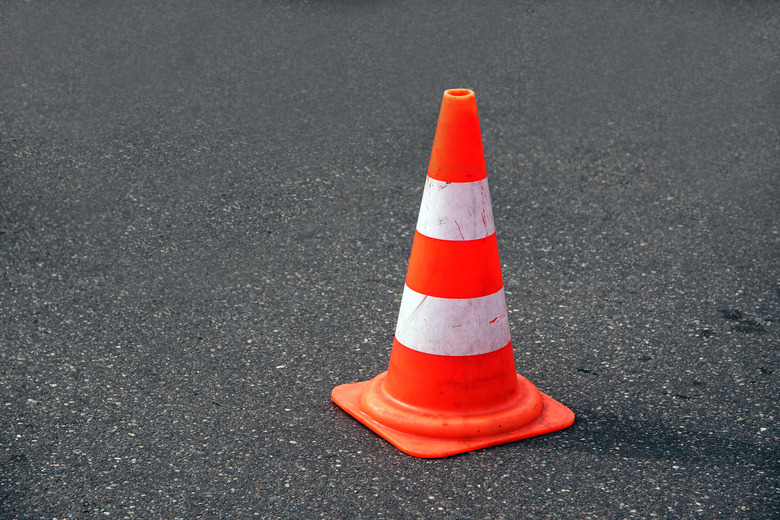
[331,89,574,458]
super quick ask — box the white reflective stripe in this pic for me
[394,285,511,356]
[415,177,495,241]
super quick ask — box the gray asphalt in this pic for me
[2,1,778,518]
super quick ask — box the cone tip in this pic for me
[444,88,475,100]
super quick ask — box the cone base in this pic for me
[331,373,574,458]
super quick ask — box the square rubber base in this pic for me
[331,379,574,458]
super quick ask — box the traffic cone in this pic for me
[331,89,574,458]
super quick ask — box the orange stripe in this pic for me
[405,231,503,298]
[384,339,518,413]
[426,90,487,183]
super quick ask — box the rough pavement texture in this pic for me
[1,1,778,518]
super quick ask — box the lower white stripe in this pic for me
[416,177,495,241]
[394,285,511,356]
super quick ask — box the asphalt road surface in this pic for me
[2,1,778,518]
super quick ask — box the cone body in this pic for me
[331,89,574,457]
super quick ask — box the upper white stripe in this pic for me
[394,285,511,356]
[415,177,495,241]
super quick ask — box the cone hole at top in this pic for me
[445,88,474,99]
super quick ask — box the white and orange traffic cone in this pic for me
[332,89,574,458]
